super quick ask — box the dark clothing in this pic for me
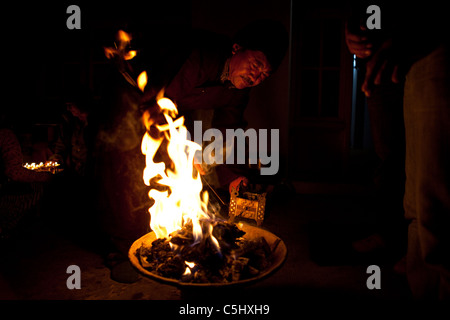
[366,83,406,247]
[404,44,450,300]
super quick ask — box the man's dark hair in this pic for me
[233,19,289,71]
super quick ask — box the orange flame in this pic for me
[141,94,219,249]
[102,30,136,61]
[117,30,132,49]
[124,50,137,61]
[137,71,148,92]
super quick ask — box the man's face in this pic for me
[228,44,272,89]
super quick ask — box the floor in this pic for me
[0,182,413,314]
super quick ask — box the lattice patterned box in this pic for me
[228,188,267,226]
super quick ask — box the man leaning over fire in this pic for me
[140,19,288,202]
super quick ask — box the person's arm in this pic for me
[346,1,445,97]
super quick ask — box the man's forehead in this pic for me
[249,50,272,69]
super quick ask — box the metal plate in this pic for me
[128,224,287,287]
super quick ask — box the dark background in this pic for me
[4,0,375,188]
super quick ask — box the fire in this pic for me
[103,30,222,260]
[137,71,147,92]
[117,30,132,50]
[141,93,219,248]
[182,261,196,278]
[124,50,137,61]
[104,30,136,61]
[23,161,60,172]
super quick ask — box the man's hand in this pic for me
[345,22,405,97]
[345,22,373,59]
[361,38,402,97]
[229,176,249,194]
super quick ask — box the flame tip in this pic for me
[142,95,215,250]
[138,71,148,92]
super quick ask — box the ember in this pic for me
[135,221,277,283]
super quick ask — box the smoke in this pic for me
[95,83,145,154]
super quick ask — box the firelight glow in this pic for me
[141,89,219,249]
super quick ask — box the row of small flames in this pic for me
[23,161,61,172]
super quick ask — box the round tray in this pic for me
[128,224,287,287]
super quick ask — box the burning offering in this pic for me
[130,222,285,286]
[133,221,283,284]
[117,38,285,285]
[128,93,286,286]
